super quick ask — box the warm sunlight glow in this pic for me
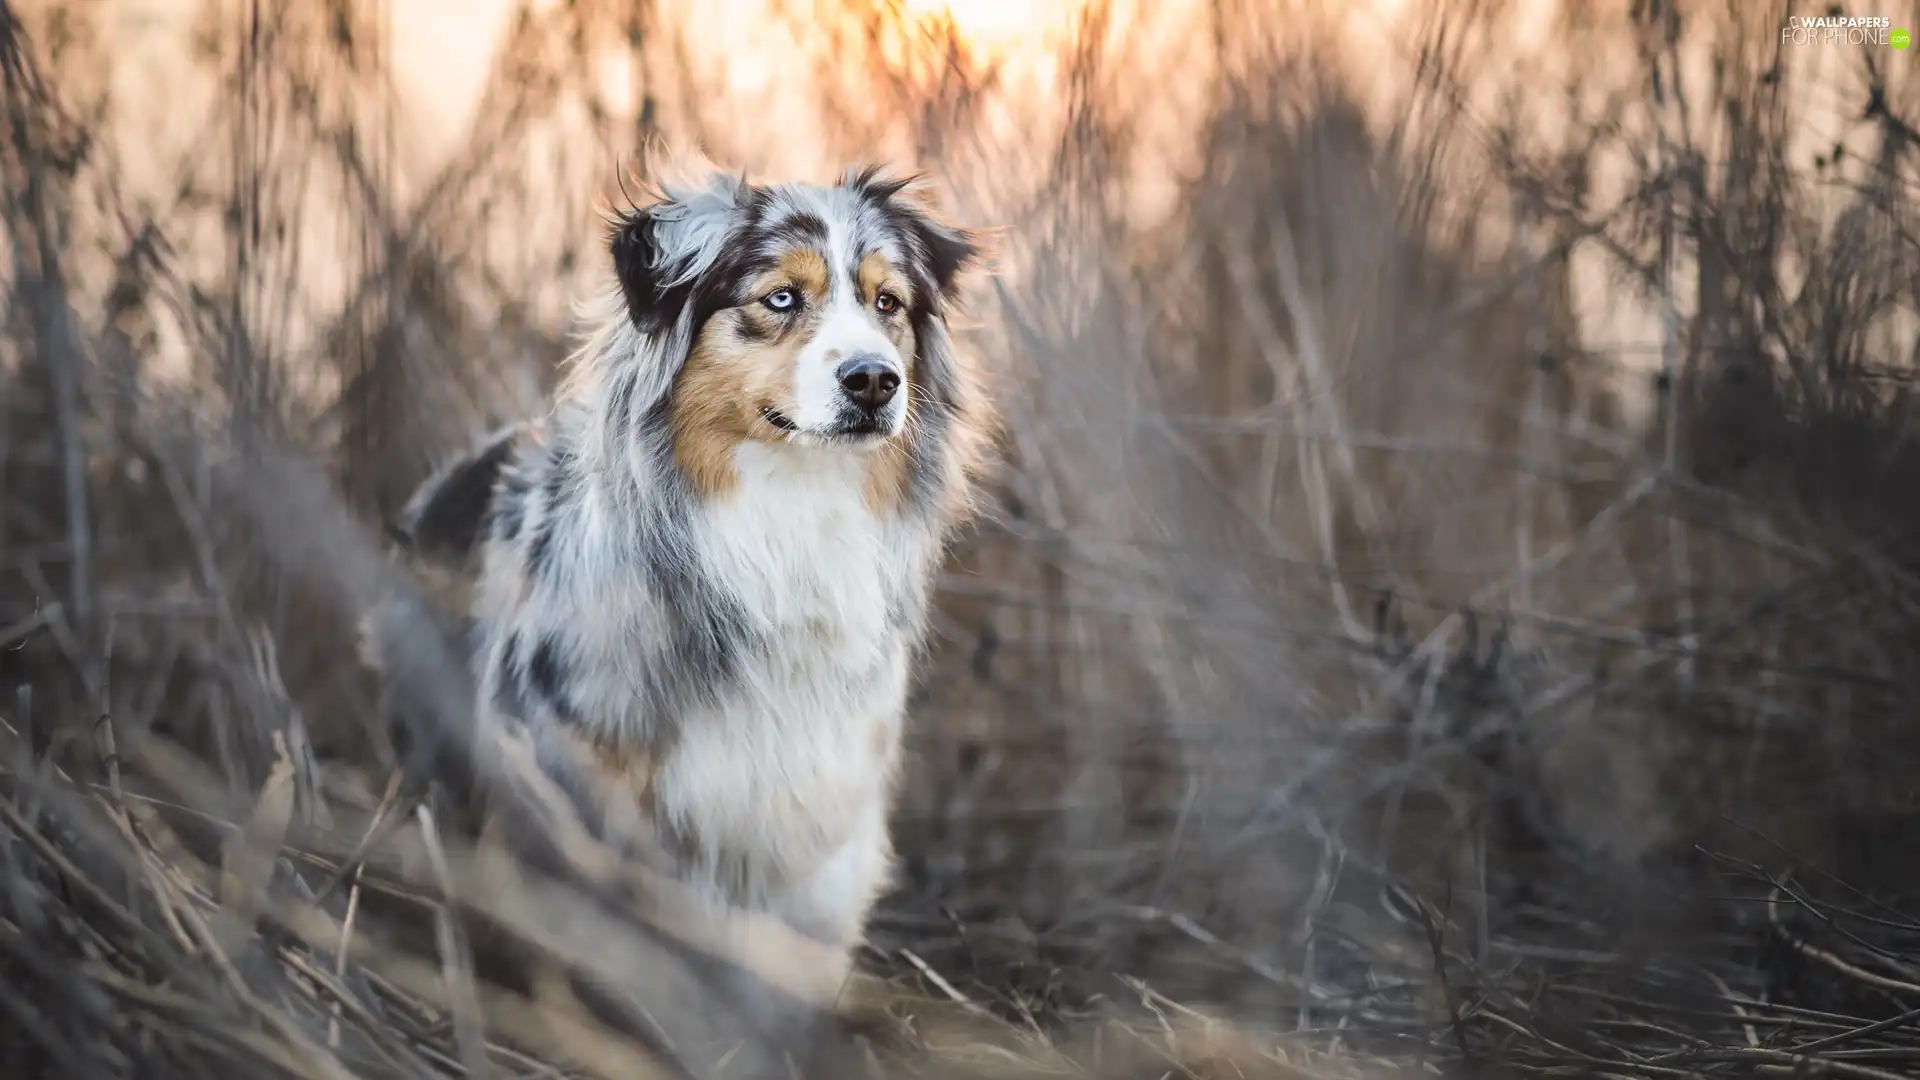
[900,0,1052,43]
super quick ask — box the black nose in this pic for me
[836,355,901,410]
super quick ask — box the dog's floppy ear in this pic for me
[394,424,524,562]
[609,208,671,333]
[907,212,983,313]
[609,165,748,335]
[846,167,983,317]
[581,159,752,471]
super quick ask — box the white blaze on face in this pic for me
[786,216,909,436]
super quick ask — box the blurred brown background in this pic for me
[3,2,1920,1077]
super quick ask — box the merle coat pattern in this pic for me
[389,159,992,983]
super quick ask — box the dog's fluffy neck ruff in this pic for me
[527,394,937,716]
[538,360,938,618]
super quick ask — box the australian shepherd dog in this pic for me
[383,155,993,989]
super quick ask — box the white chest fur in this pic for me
[650,442,930,944]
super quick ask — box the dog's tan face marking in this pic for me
[853,251,920,517]
[671,334,770,499]
[774,248,832,306]
[858,250,918,361]
[669,249,840,498]
[670,238,928,507]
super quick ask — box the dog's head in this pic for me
[600,160,981,484]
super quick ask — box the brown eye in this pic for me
[875,292,900,314]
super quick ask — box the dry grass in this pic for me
[2,0,1920,1076]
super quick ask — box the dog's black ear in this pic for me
[909,214,982,309]
[848,168,983,315]
[609,169,750,335]
[610,207,676,334]
[396,424,523,562]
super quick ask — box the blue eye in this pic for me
[764,288,798,312]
